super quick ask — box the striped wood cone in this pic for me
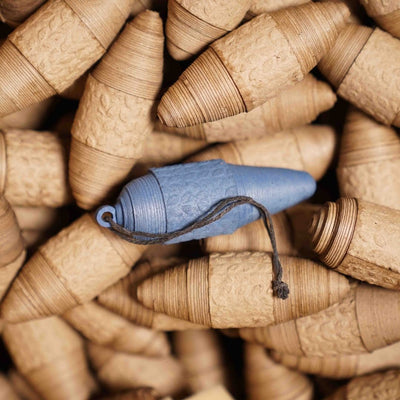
[8,370,41,400]
[137,252,350,328]
[310,198,400,289]
[63,301,170,356]
[245,0,309,17]
[0,197,25,300]
[0,0,45,26]
[183,386,235,399]
[70,11,164,210]
[88,343,185,397]
[0,129,71,207]
[166,0,250,61]
[240,284,400,357]
[158,2,349,127]
[337,108,400,210]
[0,373,21,400]
[174,330,230,393]
[319,24,400,127]
[3,316,94,400]
[98,258,207,331]
[244,344,313,400]
[0,0,133,117]
[0,213,146,322]
[157,75,336,142]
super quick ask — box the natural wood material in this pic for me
[0,213,146,323]
[63,301,170,356]
[246,0,309,17]
[0,0,133,117]
[310,198,400,289]
[166,0,250,60]
[97,388,160,400]
[337,108,400,210]
[158,2,349,127]
[88,344,185,397]
[137,252,350,328]
[319,24,400,127]
[0,129,71,207]
[8,370,41,400]
[3,316,94,400]
[157,75,336,142]
[0,0,46,26]
[70,11,164,210]
[245,344,313,400]
[240,284,400,356]
[174,330,230,393]
[183,386,235,399]
[0,373,21,400]
[13,206,59,231]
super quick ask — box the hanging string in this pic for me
[102,196,289,299]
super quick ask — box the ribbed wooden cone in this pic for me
[166,0,250,61]
[319,24,400,127]
[174,330,230,393]
[0,373,21,400]
[63,301,170,356]
[8,370,41,400]
[98,388,160,400]
[246,0,309,17]
[0,0,46,26]
[158,1,349,127]
[244,344,313,400]
[137,252,350,328]
[240,284,400,356]
[184,386,235,400]
[310,198,400,289]
[70,11,164,210]
[0,213,146,322]
[338,108,400,210]
[88,343,185,397]
[3,316,94,400]
[98,258,207,331]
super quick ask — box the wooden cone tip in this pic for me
[131,9,163,36]
[315,79,337,109]
[136,276,157,311]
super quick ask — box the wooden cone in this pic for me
[63,301,170,357]
[0,0,46,26]
[166,0,250,61]
[0,0,134,117]
[13,206,59,231]
[3,316,94,400]
[319,24,400,127]
[0,213,146,322]
[240,284,400,356]
[337,108,400,210]
[88,343,185,397]
[98,258,207,331]
[174,329,230,393]
[246,0,309,17]
[70,11,165,210]
[158,2,349,127]
[157,75,336,141]
[8,370,41,400]
[310,198,400,289]
[184,386,235,399]
[0,373,21,400]
[189,125,336,181]
[244,344,313,400]
[97,388,160,400]
[0,129,71,207]
[137,252,350,328]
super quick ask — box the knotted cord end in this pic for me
[272,280,290,300]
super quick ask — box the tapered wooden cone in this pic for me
[338,108,400,210]
[157,75,336,142]
[310,198,400,289]
[137,252,350,328]
[88,343,185,397]
[166,0,250,61]
[97,388,160,400]
[70,11,164,210]
[0,213,146,322]
[189,125,336,181]
[0,0,134,117]
[3,316,94,400]
[184,386,235,400]
[8,370,41,400]
[0,0,46,26]
[319,24,400,127]
[158,2,349,127]
[13,206,59,231]
[0,129,71,207]
[246,0,309,17]
[63,301,170,356]
[240,284,400,356]
[244,344,313,400]
[98,258,207,331]
[0,373,21,400]
[174,330,230,393]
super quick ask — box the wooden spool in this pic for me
[70,11,165,210]
[337,108,400,210]
[310,198,400,289]
[3,316,95,400]
[319,24,400,127]
[0,0,46,26]
[0,373,21,400]
[244,344,313,400]
[0,213,146,323]
[137,252,350,328]
[158,2,349,127]
[8,370,41,400]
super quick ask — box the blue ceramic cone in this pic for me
[96,160,316,244]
